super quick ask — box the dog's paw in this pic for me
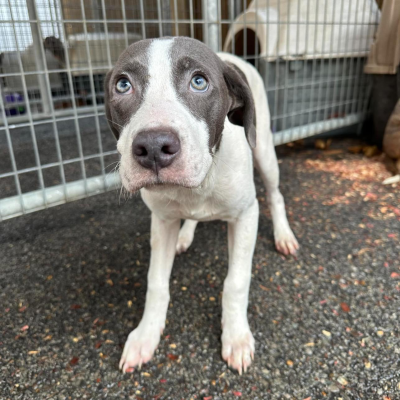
[274,228,299,256]
[176,234,194,254]
[119,326,162,373]
[383,174,400,185]
[222,326,255,374]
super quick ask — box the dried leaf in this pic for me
[70,356,79,365]
[341,302,350,313]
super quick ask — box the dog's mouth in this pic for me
[121,170,201,193]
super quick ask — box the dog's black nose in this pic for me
[132,131,180,172]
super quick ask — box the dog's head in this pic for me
[105,37,255,192]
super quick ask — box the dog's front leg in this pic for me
[119,213,180,373]
[222,199,259,374]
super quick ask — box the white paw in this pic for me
[176,235,194,255]
[119,325,162,373]
[383,174,400,185]
[221,325,255,374]
[274,227,299,256]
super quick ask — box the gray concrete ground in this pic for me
[1,138,399,400]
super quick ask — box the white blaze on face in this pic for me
[117,38,213,192]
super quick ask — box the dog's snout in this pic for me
[132,131,180,172]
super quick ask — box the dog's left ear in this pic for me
[223,63,256,148]
[104,69,120,140]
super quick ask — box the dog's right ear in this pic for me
[104,69,120,140]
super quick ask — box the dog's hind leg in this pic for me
[251,80,298,255]
[246,64,298,256]
[176,219,198,254]
[253,134,299,255]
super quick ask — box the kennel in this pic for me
[0,0,380,220]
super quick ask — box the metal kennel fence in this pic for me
[0,0,380,220]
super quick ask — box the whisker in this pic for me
[105,118,125,129]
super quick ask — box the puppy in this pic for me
[105,37,299,374]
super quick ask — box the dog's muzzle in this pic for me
[132,130,181,174]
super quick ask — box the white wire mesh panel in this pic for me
[0,0,380,220]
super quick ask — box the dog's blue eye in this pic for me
[190,75,208,92]
[116,78,132,94]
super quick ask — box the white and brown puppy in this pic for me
[105,37,299,374]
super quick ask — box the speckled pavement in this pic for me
[1,138,399,400]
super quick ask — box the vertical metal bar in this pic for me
[343,0,362,120]
[217,0,222,51]
[204,0,219,52]
[242,0,247,60]
[54,0,63,39]
[57,4,84,174]
[290,0,301,135]
[100,0,112,65]
[156,0,163,37]
[306,0,321,127]
[337,0,354,120]
[91,0,102,32]
[35,2,68,199]
[173,0,180,36]
[58,1,88,194]
[350,0,369,116]
[26,0,52,115]
[281,0,291,133]
[263,0,271,125]
[229,0,235,54]
[254,0,259,70]
[139,0,146,39]
[161,0,172,36]
[234,0,241,16]
[272,0,280,133]
[7,0,47,203]
[189,0,194,38]
[46,0,56,36]
[299,0,311,128]
[80,0,106,185]
[328,0,346,128]
[356,0,377,119]
[120,0,129,48]
[314,0,331,127]
[0,86,25,216]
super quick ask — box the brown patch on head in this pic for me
[104,39,152,140]
[170,37,256,151]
